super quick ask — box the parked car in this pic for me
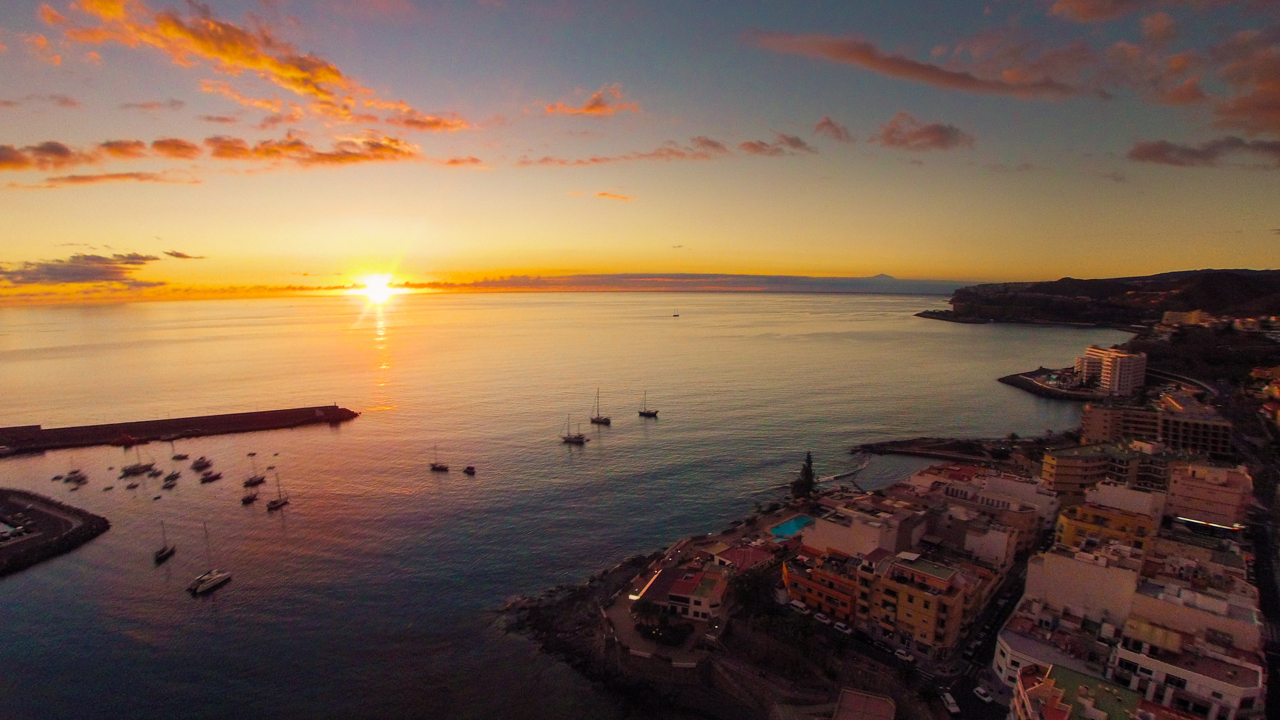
[973,686,994,703]
[893,648,916,664]
[940,692,961,715]
[788,600,810,615]
[833,621,853,635]
[813,613,832,625]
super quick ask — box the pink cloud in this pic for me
[871,112,975,151]
[545,84,640,116]
[1127,136,1280,166]
[815,116,854,142]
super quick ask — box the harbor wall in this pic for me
[0,405,359,453]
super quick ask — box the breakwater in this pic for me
[0,405,359,454]
[0,489,110,578]
[996,368,1107,401]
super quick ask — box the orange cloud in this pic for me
[384,109,469,132]
[1211,29,1280,136]
[871,112,975,151]
[23,33,62,65]
[45,171,189,186]
[52,0,465,130]
[545,84,640,116]
[517,137,732,167]
[753,32,1090,99]
[151,138,201,158]
[200,79,282,112]
[0,141,94,171]
[597,192,632,201]
[203,134,420,166]
[99,139,148,158]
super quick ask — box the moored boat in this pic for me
[154,521,176,565]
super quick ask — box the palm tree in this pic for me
[791,451,816,499]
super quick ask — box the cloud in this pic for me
[0,141,96,171]
[545,84,640,116]
[203,134,420,166]
[1210,28,1280,136]
[517,137,732,166]
[23,33,61,65]
[1140,12,1177,47]
[0,94,81,109]
[151,138,201,159]
[597,191,632,201]
[198,115,237,124]
[752,32,1089,99]
[739,133,818,156]
[50,0,464,129]
[43,172,188,186]
[121,98,185,111]
[164,250,205,259]
[871,112,975,151]
[1127,136,1280,166]
[0,252,164,287]
[815,115,853,142]
[384,108,468,132]
[99,139,149,158]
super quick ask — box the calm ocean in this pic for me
[0,292,1128,719]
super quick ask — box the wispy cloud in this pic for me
[121,98,185,112]
[597,191,632,201]
[545,84,639,116]
[198,115,237,124]
[164,250,205,259]
[151,138,201,159]
[517,137,731,166]
[871,112,975,151]
[752,32,1089,99]
[815,116,854,142]
[739,133,818,156]
[0,94,81,109]
[0,252,164,287]
[1127,136,1280,167]
[0,141,94,171]
[43,171,190,187]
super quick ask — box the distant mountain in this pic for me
[936,269,1280,325]
[410,273,962,295]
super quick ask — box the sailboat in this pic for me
[430,445,449,472]
[266,472,289,512]
[121,446,155,477]
[241,488,259,504]
[154,521,176,564]
[561,415,588,445]
[186,522,231,594]
[244,452,266,486]
[590,388,611,425]
[638,391,659,418]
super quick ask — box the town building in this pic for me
[1079,395,1234,460]
[1081,404,1161,445]
[1165,464,1253,530]
[783,547,997,662]
[633,564,730,621]
[1055,500,1159,551]
[1076,346,1148,396]
[1012,663,1144,720]
[801,494,928,558]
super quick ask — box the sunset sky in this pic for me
[1,0,1278,302]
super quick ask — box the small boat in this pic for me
[154,521,176,565]
[146,469,163,478]
[590,388,611,425]
[103,486,114,491]
[266,472,289,512]
[638,390,658,418]
[673,309,679,317]
[191,457,213,471]
[126,481,140,489]
[172,454,189,461]
[561,415,588,445]
[430,445,448,472]
[187,522,230,595]
[164,471,181,481]
[53,474,64,481]
[463,466,476,475]
[243,475,266,487]
[199,471,223,483]
[120,462,154,476]
[241,489,258,505]
[153,495,162,501]
[161,479,177,490]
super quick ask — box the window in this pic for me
[1117,659,1139,673]
[1165,675,1186,690]
[907,595,914,604]
[923,601,931,610]
[1210,692,1223,700]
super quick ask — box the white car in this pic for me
[894,648,916,663]
[833,621,853,635]
[813,612,832,625]
[940,692,961,715]
[788,600,810,615]
[973,686,994,703]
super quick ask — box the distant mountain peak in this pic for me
[870,273,895,280]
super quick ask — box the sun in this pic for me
[350,274,399,304]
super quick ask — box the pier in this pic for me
[0,404,360,454]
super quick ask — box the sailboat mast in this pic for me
[161,520,167,547]
[202,521,213,569]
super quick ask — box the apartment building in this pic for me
[1076,346,1148,396]
[1166,464,1253,529]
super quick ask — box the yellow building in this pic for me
[1055,502,1158,550]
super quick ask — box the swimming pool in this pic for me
[770,515,814,538]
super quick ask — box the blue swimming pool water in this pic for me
[770,515,814,538]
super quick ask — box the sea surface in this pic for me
[0,292,1129,719]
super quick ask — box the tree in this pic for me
[631,598,660,626]
[791,451,816,499]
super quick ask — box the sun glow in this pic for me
[350,274,400,304]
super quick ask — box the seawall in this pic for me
[0,405,360,454]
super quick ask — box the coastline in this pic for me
[0,489,110,579]
[915,309,1143,333]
